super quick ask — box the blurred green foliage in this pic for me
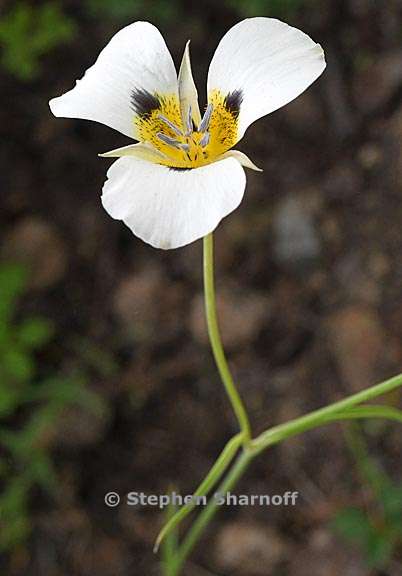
[227,0,312,18]
[85,0,179,25]
[0,1,75,81]
[0,0,316,85]
[0,263,110,551]
[332,425,402,569]
[85,0,313,24]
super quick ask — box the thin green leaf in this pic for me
[161,490,179,576]
[324,405,402,426]
[154,432,243,553]
[252,373,402,456]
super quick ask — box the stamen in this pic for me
[185,105,193,135]
[157,132,182,149]
[199,132,210,147]
[158,114,183,136]
[198,103,213,133]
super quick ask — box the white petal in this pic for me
[178,41,202,127]
[99,142,167,162]
[219,149,262,171]
[101,157,246,249]
[207,17,326,140]
[49,22,178,139]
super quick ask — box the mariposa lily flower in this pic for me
[49,18,325,249]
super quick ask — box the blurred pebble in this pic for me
[322,162,363,200]
[357,143,383,170]
[288,529,367,576]
[1,216,67,289]
[45,404,110,448]
[327,306,385,390]
[113,266,162,329]
[190,285,270,350]
[113,265,184,343]
[334,252,381,304]
[273,195,321,267]
[214,521,288,574]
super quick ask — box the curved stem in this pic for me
[251,373,402,455]
[168,233,402,576]
[203,233,251,443]
[154,432,243,552]
[170,373,402,575]
[171,448,253,574]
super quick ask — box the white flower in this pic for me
[49,18,325,249]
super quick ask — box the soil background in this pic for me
[1,0,402,575]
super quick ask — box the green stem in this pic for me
[170,375,402,574]
[251,373,402,455]
[161,494,180,576]
[325,405,402,425]
[154,432,243,552]
[168,235,402,576]
[171,449,253,574]
[203,233,251,443]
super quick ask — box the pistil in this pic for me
[151,102,216,168]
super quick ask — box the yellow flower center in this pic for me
[132,88,242,169]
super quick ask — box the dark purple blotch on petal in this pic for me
[224,89,243,118]
[131,88,161,117]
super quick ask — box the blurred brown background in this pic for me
[1,0,402,574]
